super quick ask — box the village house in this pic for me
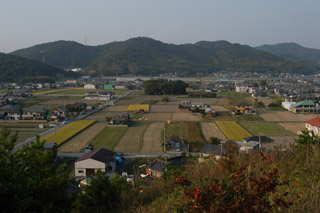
[109,112,131,126]
[75,148,120,177]
[0,105,22,120]
[84,91,113,101]
[290,100,319,114]
[22,108,49,120]
[306,117,320,136]
[49,106,69,122]
[199,141,239,161]
[233,103,254,114]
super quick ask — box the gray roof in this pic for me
[44,142,57,149]
[149,160,166,172]
[200,144,222,155]
[243,136,273,143]
[76,148,117,163]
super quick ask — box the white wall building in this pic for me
[306,117,320,136]
[282,101,296,111]
[84,84,96,90]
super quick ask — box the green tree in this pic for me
[209,137,221,145]
[0,127,71,213]
[260,80,267,86]
[76,172,130,213]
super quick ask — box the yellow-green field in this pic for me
[41,120,96,145]
[33,89,68,95]
[127,104,149,112]
[216,121,252,142]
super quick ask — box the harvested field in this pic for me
[143,113,172,121]
[150,105,179,112]
[0,122,49,128]
[216,121,252,141]
[90,126,127,150]
[278,123,306,135]
[216,97,229,105]
[240,122,295,137]
[257,97,274,106]
[58,122,107,152]
[175,98,218,105]
[259,111,318,122]
[263,136,297,150]
[106,105,128,111]
[116,95,149,105]
[140,122,164,153]
[172,112,202,121]
[113,123,149,153]
[86,111,114,120]
[211,106,228,112]
[200,122,227,141]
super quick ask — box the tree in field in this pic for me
[0,127,71,213]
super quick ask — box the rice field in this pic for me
[127,104,150,112]
[240,122,295,137]
[216,121,252,142]
[41,120,96,145]
[89,126,127,150]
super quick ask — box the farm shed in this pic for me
[75,148,118,177]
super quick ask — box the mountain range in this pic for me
[0,53,77,83]
[256,43,320,64]
[9,37,320,76]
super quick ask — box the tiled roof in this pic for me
[292,100,315,108]
[76,148,116,163]
[306,117,320,127]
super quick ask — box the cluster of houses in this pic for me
[180,101,216,116]
[108,112,131,126]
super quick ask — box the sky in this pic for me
[0,0,319,53]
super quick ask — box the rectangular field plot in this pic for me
[113,123,149,153]
[200,122,227,141]
[259,111,318,122]
[143,113,172,121]
[140,122,164,153]
[165,122,184,139]
[150,105,179,112]
[106,105,128,112]
[216,121,252,142]
[185,122,207,152]
[240,122,295,137]
[58,122,107,153]
[90,126,127,150]
[41,120,96,145]
[278,123,306,135]
[171,112,202,121]
[127,104,149,112]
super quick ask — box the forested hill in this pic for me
[256,43,320,64]
[11,37,320,76]
[0,53,77,83]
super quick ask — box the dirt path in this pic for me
[200,122,227,141]
[58,121,107,152]
[140,122,164,153]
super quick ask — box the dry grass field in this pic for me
[185,122,207,152]
[256,97,274,106]
[113,122,149,153]
[200,122,227,141]
[116,95,148,105]
[216,97,229,105]
[58,122,107,152]
[150,105,179,112]
[259,111,318,122]
[143,113,173,121]
[106,105,128,111]
[172,112,202,121]
[86,111,115,120]
[278,123,306,135]
[140,122,164,153]
[211,106,228,112]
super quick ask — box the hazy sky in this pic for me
[0,0,319,53]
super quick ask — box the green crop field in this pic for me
[185,122,207,152]
[216,121,252,141]
[41,120,96,145]
[89,126,127,150]
[240,122,295,137]
[165,122,184,139]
